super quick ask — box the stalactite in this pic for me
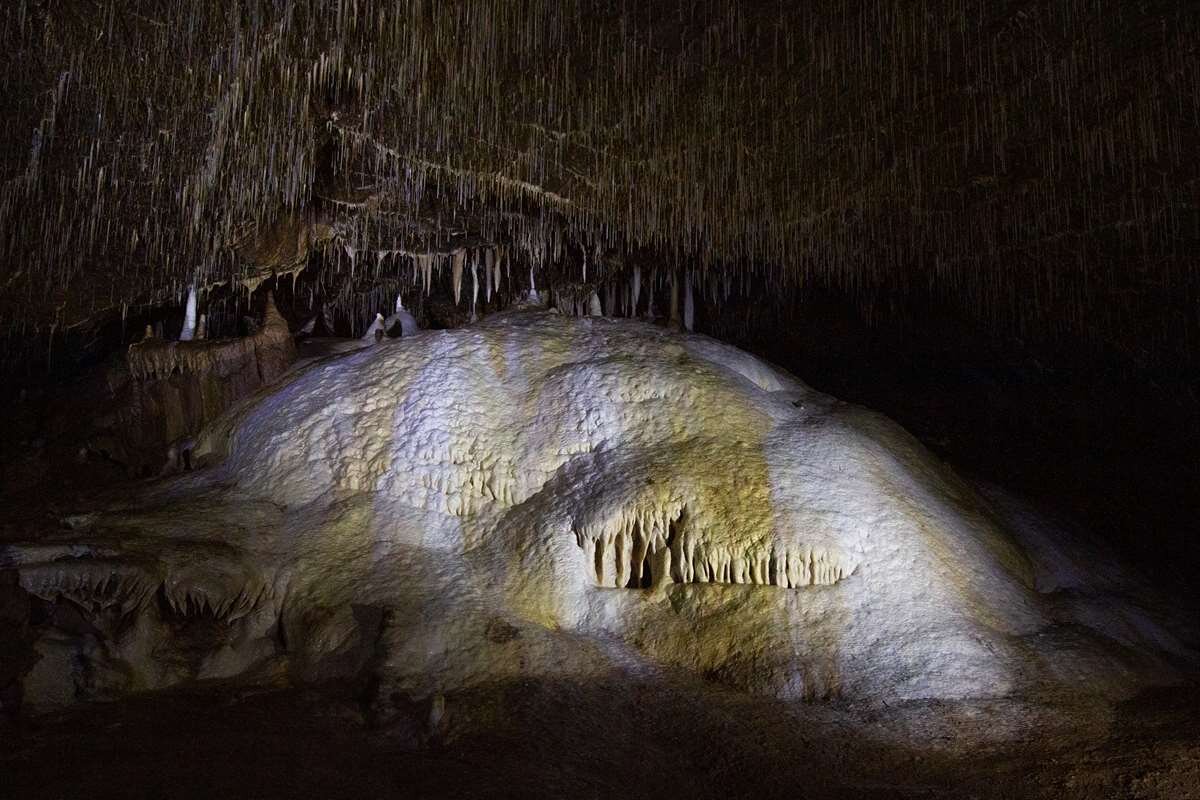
[421,255,433,297]
[451,249,466,306]
[683,271,694,332]
[495,247,504,294]
[668,271,681,330]
[631,265,642,319]
[484,249,494,303]
[179,285,198,341]
[471,261,479,322]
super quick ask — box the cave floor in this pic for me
[3,677,1198,799]
[3,484,1199,799]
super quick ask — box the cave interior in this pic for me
[1,2,1199,797]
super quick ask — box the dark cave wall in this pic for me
[0,296,296,505]
[705,285,1200,588]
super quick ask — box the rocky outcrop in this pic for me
[3,310,1189,713]
[118,292,295,473]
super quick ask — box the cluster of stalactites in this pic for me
[573,504,854,590]
[15,555,273,624]
[160,238,726,345]
[550,264,700,333]
[319,238,721,338]
[333,243,510,335]
[5,0,1194,356]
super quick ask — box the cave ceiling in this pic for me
[1,0,1197,359]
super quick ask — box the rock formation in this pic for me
[118,292,295,472]
[1,310,1186,710]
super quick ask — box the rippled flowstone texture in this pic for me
[1,309,1189,713]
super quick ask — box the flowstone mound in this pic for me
[1,310,1186,712]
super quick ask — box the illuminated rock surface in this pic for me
[5,310,1189,719]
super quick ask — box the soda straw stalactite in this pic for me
[0,0,1196,368]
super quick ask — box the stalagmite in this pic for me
[683,272,694,332]
[12,298,1192,733]
[180,285,198,341]
[588,291,602,317]
[362,312,385,341]
[384,294,419,337]
[196,314,208,340]
[127,292,293,381]
[528,265,540,303]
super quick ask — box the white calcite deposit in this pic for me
[5,309,1188,711]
